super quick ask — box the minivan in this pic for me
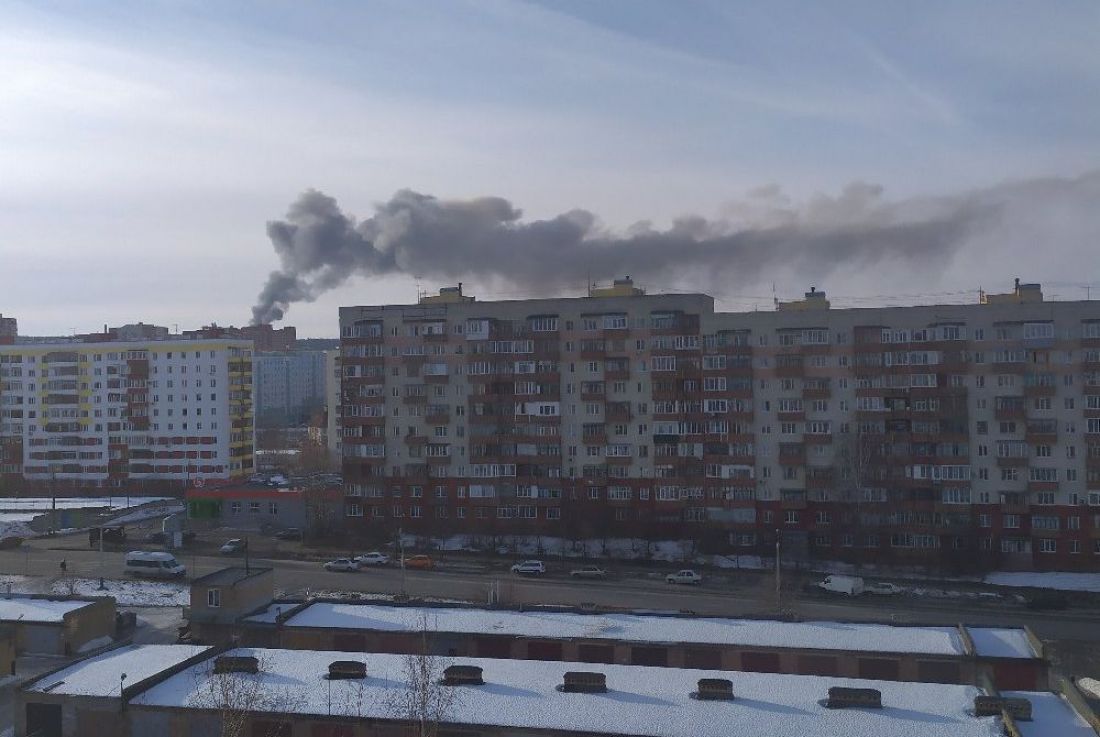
[125,551,187,579]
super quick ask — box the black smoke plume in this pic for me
[251,171,1100,324]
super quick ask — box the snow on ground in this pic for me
[0,574,188,607]
[0,496,169,511]
[77,635,115,653]
[0,520,35,540]
[983,572,1100,593]
[47,577,189,607]
[134,647,1007,737]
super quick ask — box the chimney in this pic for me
[213,655,259,674]
[442,665,484,686]
[558,671,607,693]
[326,661,367,680]
[824,686,882,709]
[974,696,1032,721]
[693,678,735,701]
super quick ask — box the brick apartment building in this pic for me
[184,323,297,352]
[0,314,16,345]
[0,336,255,492]
[338,279,1100,572]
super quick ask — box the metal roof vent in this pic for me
[692,678,734,701]
[213,655,259,675]
[823,687,882,709]
[974,696,1032,721]
[558,671,607,694]
[441,665,484,686]
[326,661,367,680]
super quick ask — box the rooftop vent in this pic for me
[692,678,734,701]
[558,671,608,694]
[213,655,259,675]
[326,661,367,680]
[974,696,1032,721]
[824,687,882,709]
[442,665,484,686]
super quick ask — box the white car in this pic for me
[219,538,246,555]
[666,570,703,585]
[511,560,546,575]
[865,582,904,596]
[323,558,360,572]
[354,552,391,567]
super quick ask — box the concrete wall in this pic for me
[62,598,116,655]
[190,570,274,643]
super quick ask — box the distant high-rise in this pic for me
[184,323,296,352]
[0,314,16,345]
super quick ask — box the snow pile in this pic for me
[48,578,189,607]
[983,572,1100,593]
[0,520,35,541]
[77,635,116,653]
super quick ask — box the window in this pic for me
[206,588,220,608]
[269,502,278,515]
[249,501,260,514]
[1038,538,1057,554]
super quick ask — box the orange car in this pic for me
[403,555,434,570]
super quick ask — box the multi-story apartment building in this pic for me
[183,322,296,352]
[0,337,255,492]
[0,314,16,345]
[253,350,329,427]
[339,279,1100,572]
[325,347,341,459]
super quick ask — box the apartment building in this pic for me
[0,314,16,345]
[0,337,255,491]
[326,347,341,459]
[338,279,1100,572]
[254,350,330,427]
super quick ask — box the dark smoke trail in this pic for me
[250,171,1100,323]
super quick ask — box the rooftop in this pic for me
[0,596,96,624]
[131,647,1083,737]
[242,602,1038,659]
[27,644,210,697]
[192,566,273,587]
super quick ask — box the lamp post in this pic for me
[774,528,782,615]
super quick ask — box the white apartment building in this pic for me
[0,338,255,489]
[254,350,329,427]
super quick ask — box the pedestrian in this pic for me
[59,559,67,574]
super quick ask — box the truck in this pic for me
[817,574,865,596]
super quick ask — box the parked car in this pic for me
[220,538,246,555]
[1025,592,1069,611]
[274,528,303,541]
[865,581,903,596]
[90,526,127,548]
[666,570,703,585]
[323,558,360,572]
[511,560,546,576]
[403,555,434,570]
[570,565,608,579]
[354,552,391,567]
[144,531,167,545]
[817,574,865,596]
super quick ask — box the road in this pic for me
[4,536,1099,643]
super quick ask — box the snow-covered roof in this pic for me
[130,647,1048,737]
[248,602,1037,658]
[1005,691,1098,737]
[968,628,1037,659]
[0,596,95,624]
[27,644,211,697]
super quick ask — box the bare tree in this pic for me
[386,614,460,737]
[188,654,303,737]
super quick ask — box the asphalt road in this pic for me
[4,535,1099,643]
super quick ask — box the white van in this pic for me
[817,574,864,596]
[125,551,187,579]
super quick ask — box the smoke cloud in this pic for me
[250,171,1100,324]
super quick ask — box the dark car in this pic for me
[89,526,127,548]
[275,528,303,541]
[1025,592,1068,611]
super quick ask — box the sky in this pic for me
[1,0,1098,336]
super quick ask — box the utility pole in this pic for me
[398,526,407,598]
[774,528,782,615]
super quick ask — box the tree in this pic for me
[386,614,460,737]
[189,654,303,737]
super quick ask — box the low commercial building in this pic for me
[0,595,116,656]
[123,647,1094,737]
[186,485,307,532]
[17,643,211,737]
[237,600,1048,689]
[186,566,274,644]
